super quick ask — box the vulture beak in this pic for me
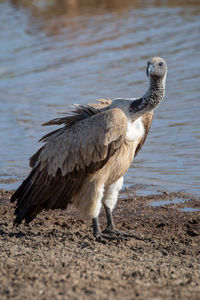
[146,63,154,77]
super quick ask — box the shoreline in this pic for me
[0,188,200,299]
[1,176,199,200]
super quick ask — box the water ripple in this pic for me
[0,0,199,195]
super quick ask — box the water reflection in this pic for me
[8,0,200,35]
[0,0,200,195]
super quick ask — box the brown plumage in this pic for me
[11,57,167,240]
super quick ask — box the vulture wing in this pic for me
[11,107,128,224]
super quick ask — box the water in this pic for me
[150,197,189,207]
[150,197,200,212]
[180,207,200,212]
[0,0,200,195]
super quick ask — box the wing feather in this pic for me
[36,108,127,176]
[11,107,128,225]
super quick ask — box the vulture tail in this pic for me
[10,164,82,226]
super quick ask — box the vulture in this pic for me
[11,57,167,240]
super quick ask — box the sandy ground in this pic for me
[0,188,200,300]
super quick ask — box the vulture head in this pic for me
[146,57,167,79]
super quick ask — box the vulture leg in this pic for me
[102,205,136,238]
[92,217,101,237]
[101,178,142,239]
[92,217,122,241]
[103,205,144,240]
[103,205,115,231]
[101,177,130,236]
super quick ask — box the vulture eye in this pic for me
[159,62,163,67]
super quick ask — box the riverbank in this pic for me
[0,188,200,300]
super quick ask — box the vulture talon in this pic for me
[102,227,134,237]
[102,228,143,240]
[95,233,128,242]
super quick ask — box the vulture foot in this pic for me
[102,227,141,239]
[95,232,128,243]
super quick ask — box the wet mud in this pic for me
[0,188,200,300]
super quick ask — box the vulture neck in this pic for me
[130,75,166,118]
[144,75,166,107]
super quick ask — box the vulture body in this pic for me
[11,57,167,239]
